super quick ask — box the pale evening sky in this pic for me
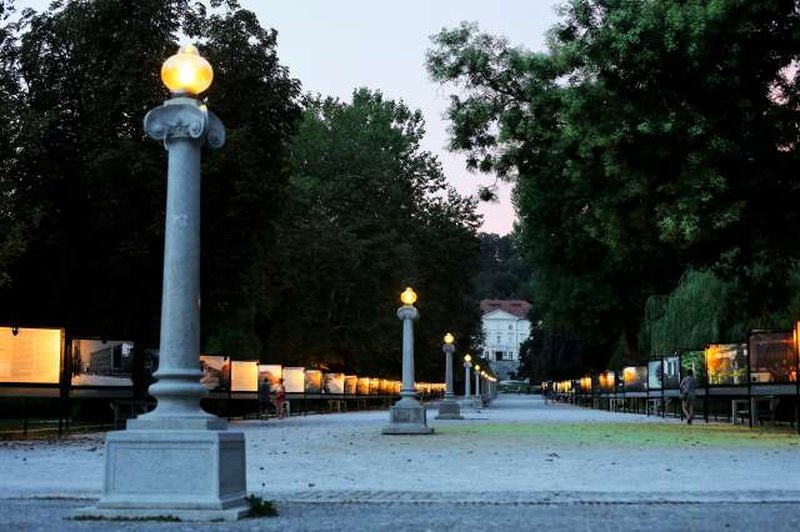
[20,0,562,234]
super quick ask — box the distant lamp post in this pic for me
[435,332,463,420]
[77,44,247,521]
[474,365,482,407]
[382,287,433,434]
[463,354,472,401]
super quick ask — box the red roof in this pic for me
[480,299,531,319]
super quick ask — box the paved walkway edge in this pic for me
[256,490,800,504]
[8,489,800,506]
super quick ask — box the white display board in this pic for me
[231,360,259,392]
[0,327,63,384]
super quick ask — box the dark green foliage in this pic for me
[4,0,188,342]
[268,89,482,379]
[0,1,25,289]
[474,233,531,300]
[0,1,300,354]
[190,4,302,356]
[0,1,481,381]
[245,495,278,517]
[428,1,800,379]
[641,268,800,357]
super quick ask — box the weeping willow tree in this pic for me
[641,270,743,356]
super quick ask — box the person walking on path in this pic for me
[680,369,697,424]
[258,377,271,420]
[276,378,287,419]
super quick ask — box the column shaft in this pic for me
[146,136,208,419]
[444,349,454,398]
[401,317,415,397]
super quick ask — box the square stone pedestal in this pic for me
[435,399,464,420]
[74,429,249,522]
[382,398,433,435]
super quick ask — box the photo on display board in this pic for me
[615,370,625,392]
[258,364,282,393]
[680,350,706,382]
[69,339,135,387]
[304,370,322,394]
[0,327,63,384]
[748,331,797,383]
[324,373,345,394]
[705,344,748,385]
[200,355,230,391]
[599,371,615,392]
[663,356,680,389]
[623,366,647,392]
[647,360,663,390]
[344,375,358,395]
[282,367,305,393]
[230,361,259,392]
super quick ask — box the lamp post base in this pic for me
[73,429,249,521]
[382,397,433,435]
[435,399,464,420]
[72,505,249,523]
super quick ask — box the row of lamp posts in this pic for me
[383,286,497,434]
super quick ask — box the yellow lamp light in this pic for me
[474,364,480,372]
[161,44,213,96]
[443,333,455,345]
[400,287,417,306]
[464,354,472,363]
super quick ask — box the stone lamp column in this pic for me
[77,45,248,522]
[436,333,463,420]
[382,287,433,434]
[462,354,472,408]
[474,364,482,408]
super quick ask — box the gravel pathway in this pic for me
[1,395,799,504]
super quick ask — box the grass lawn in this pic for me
[438,421,800,449]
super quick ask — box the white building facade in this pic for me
[479,300,531,379]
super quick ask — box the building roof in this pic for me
[479,299,531,319]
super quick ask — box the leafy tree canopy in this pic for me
[428,1,800,378]
[269,89,482,379]
[0,0,301,352]
[475,232,532,301]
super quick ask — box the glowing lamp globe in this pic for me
[161,44,213,96]
[400,287,417,306]
[443,333,455,345]
[464,354,472,363]
[474,364,480,372]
